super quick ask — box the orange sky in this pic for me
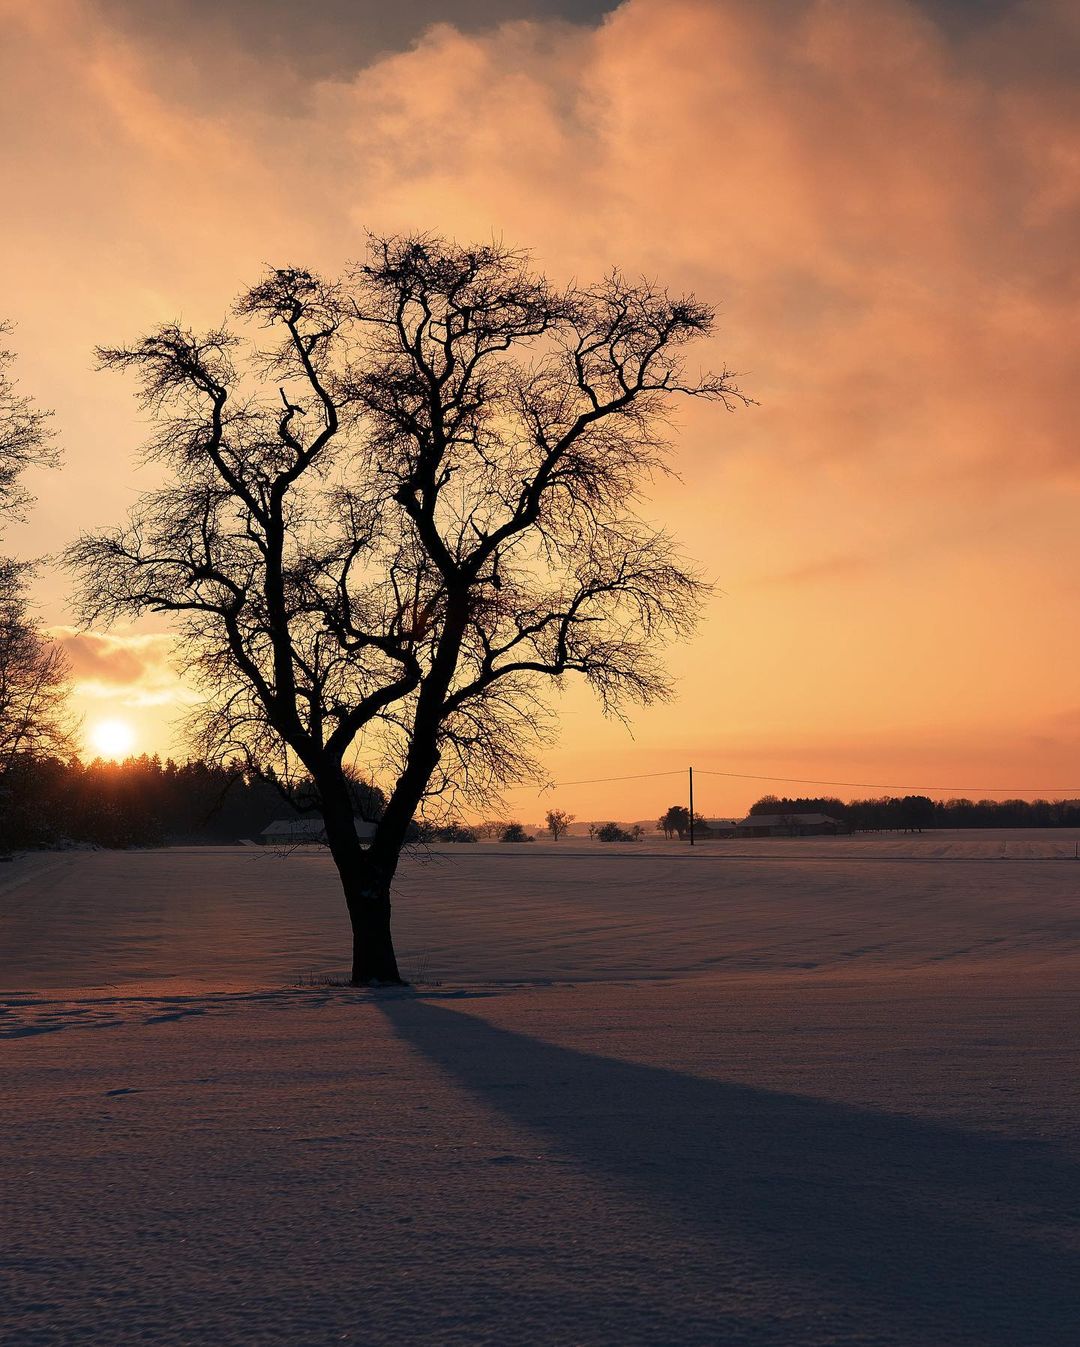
[3,0,1079,820]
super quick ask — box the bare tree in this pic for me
[0,324,58,521]
[474,819,511,840]
[0,574,72,775]
[544,808,574,840]
[67,235,748,983]
[0,326,71,822]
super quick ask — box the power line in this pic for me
[539,770,684,790]
[542,767,1080,796]
[689,775,1077,792]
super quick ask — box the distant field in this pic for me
[3,830,1080,990]
[4,833,1080,1345]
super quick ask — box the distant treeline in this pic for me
[0,753,385,851]
[7,760,1079,853]
[748,794,1080,831]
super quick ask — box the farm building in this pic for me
[260,817,377,845]
[699,818,740,837]
[735,812,849,838]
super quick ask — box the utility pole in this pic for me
[689,766,695,847]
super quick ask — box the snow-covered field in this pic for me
[4,835,1080,1345]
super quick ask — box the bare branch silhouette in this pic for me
[67,235,748,982]
[0,326,72,831]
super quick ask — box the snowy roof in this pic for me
[262,818,326,837]
[261,817,376,839]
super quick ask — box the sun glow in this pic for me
[90,718,137,760]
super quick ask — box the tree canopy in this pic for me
[68,235,747,980]
[0,325,72,807]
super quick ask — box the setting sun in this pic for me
[90,718,136,760]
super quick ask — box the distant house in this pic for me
[698,818,739,838]
[735,812,848,838]
[260,817,377,845]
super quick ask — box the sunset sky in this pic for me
[2,0,1079,821]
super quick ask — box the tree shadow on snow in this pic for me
[381,996,1080,1346]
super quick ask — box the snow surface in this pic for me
[3,834,1080,1345]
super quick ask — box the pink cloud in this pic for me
[3,0,1079,785]
[49,628,189,708]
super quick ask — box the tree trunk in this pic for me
[317,777,406,986]
[345,871,404,985]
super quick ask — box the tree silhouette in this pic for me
[899,795,935,832]
[545,808,574,840]
[0,324,72,843]
[660,804,690,839]
[0,585,71,776]
[0,324,58,520]
[68,235,746,982]
[748,793,782,815]
[596,821,635,841]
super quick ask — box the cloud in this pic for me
[8,0,1079,517]
[755,553,881,588]
[307,0,1080,496]
[49,628,192,708]
[4,0,1080,786]
[94,0,615,87]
